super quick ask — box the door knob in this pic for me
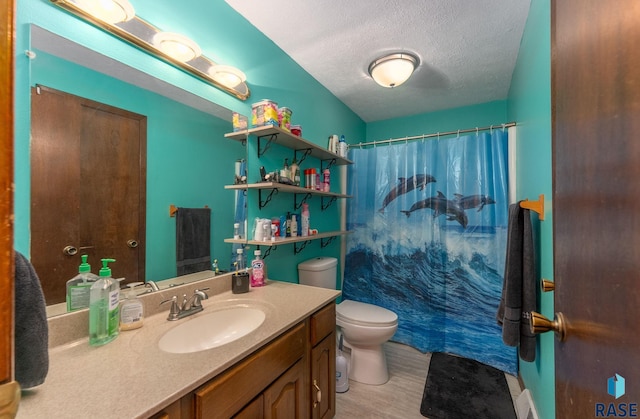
[63,246,78,256]
[127,239,138,248]
[529,311,566,342]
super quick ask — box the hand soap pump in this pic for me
[89,258,120,346]
[120,282,144,331]
[66,254,99,312]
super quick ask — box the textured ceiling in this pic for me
[225,0,531,122]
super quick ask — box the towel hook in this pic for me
[520,194,545,220]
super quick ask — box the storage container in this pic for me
[251,99,278,127]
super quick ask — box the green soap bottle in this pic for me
[89,258,120,346]
[66,254,99,312]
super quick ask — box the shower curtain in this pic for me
[343,129,517,374]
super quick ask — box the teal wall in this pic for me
[507,1,554,418]
[366,100,508,141]
[15,0,365,285]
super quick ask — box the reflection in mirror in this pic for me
[26,26,245,317]
[49,0,250,99]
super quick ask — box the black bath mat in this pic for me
[420,352,516,419]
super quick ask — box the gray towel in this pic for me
[14,251,49,388]
[496,202,537,362]
[176,207,211,276]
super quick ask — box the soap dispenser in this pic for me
[120,282,144,331]
[89,258,120,346]
[66,254,99,312]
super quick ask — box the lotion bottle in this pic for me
[89,258,120,346]
[66,254,99,312]
[120,282,144,331]
[301,203,310,237]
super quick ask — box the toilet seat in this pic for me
[336,300,398,327]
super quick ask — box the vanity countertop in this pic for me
[17,280,340,419]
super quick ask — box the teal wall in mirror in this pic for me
[20,49,242,280]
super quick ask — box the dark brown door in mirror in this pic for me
[31,86,147,305]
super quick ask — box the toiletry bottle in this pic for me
[290,158,300,186]
[89,258,120,346]
[250,250,266,287]
[212,259,219,274]
[301,203,310,237]
[120,282,144,331]
[66,254,99,312]
[233,222,240,239]
[236,248,246,271]
[338,135,347,157]
[290,214,298,237]
[281,158,290,180]
[286,212,292,237]
[323,169,331,192]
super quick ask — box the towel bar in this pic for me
[520,194,544,220]
[169,204,209,217]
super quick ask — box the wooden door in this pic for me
[31,86,146,305]
[0,1,19,417]
[263,360,306,419]
[553,1,640,417]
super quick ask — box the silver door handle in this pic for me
[127,239,139,248]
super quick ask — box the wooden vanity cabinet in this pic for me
[309,303,336,419]
[156,302,336,419]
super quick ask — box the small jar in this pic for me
[233,223,240,239]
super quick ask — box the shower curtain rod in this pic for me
[355,122,516,148]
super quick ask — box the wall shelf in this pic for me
[224,230,352,255]
[226,182,351,210]
[225,125,353,166]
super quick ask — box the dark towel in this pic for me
[14,251,49,388]
[496,202,537,362]
[176,207,211,276]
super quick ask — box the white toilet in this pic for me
[298,257,398,385]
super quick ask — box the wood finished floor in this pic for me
[335,342,522,419]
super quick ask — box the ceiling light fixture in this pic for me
[152,32,202,63]
[208,65,247,89]
[368,52,419,88]
[75,0,135,24]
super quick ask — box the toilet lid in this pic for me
[336,300,398,327]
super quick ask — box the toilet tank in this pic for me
[298,257,338,289]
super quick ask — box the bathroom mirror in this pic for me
[23,26,246,317]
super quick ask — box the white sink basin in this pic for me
[158,307,266,354]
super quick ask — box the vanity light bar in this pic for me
[49,0,250,100]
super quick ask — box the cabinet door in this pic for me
[233,395,263,419]
[263,359,307,419]
[310,331,336,419]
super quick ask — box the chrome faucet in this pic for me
[160,288,209,321]
[144,280,160,292]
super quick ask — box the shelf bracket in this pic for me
[321,158,337,171]
[294,240,311,254]
[259,245,276,259]
[321,236,337,248]
[257,133,277,157]
[294,192,312,210]
[321,196,337,211]
[259,188,279,209]
[295,148,313,166]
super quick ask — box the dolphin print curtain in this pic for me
[343,129,517,374]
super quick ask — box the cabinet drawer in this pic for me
[310,303,335,346]
[195,322,306,419]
